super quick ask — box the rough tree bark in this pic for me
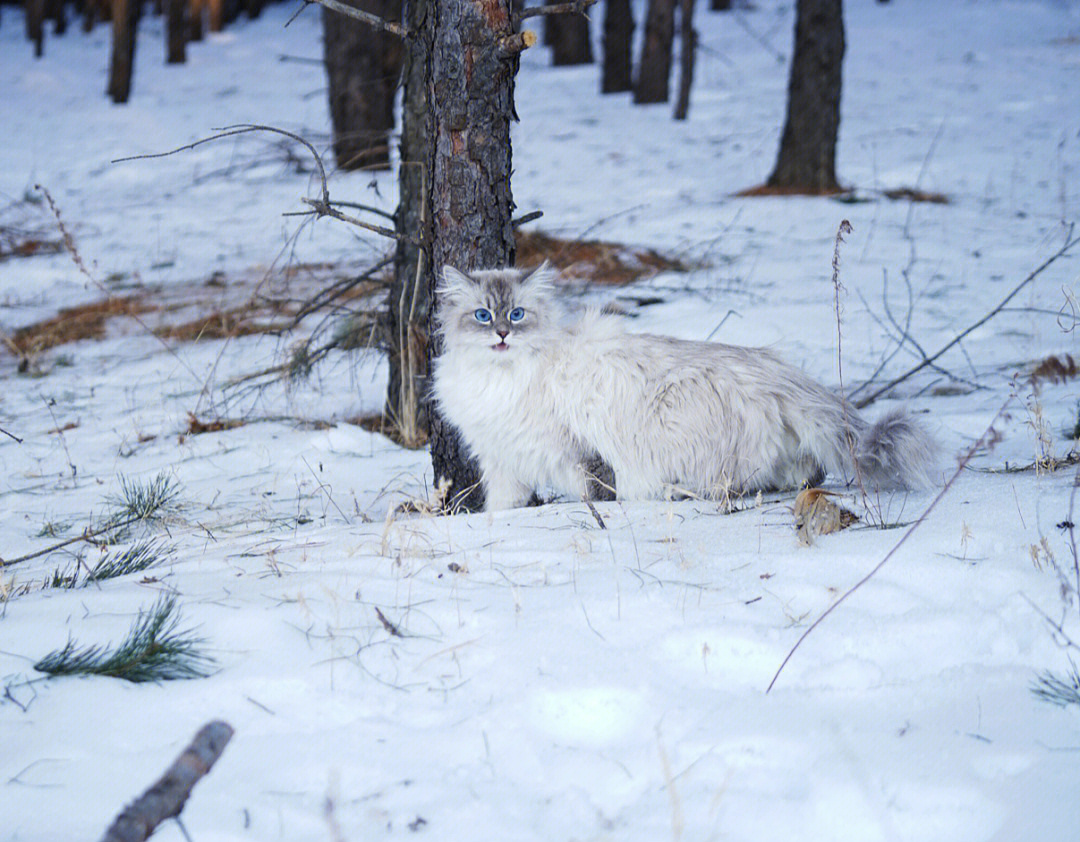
[425,0,521,511]
[766,0,845,192]
[385,0,432,448]
[673,0,696,119]
[322,0,403,171]
[634,0,676,104]
[165,0,187,63]
[107,0,141,103]
[547,9,593,66]
[601,0,633,93]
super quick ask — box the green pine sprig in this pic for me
[34,595,214,683]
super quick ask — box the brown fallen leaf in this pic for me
[793,488,858,546]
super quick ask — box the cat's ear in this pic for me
[438,265,475,300]
[520,260,558,294]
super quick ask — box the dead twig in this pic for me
[297,0,407,38]
[514,0,598,24]
[855,225,1080,408]
[374,606,403,638]
[0,513,145,569]
[100,720,234,842]
[0,426,22,444]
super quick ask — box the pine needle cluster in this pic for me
[43,540,173,591]
[103,472,182,540]
[1031,665,1080,709]
[34,595,215,683]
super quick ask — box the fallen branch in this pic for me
[100,720,234,842]
[766,395,1013,692]
[855,225,1079,408]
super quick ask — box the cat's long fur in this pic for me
[432,263,937,511]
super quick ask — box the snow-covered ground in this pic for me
[2,1,1080,839]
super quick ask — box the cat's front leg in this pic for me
[482,464,531,511]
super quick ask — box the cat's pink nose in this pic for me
[496,329,509,339]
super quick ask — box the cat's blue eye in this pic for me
[508,307,525,323]
[474,309,493,324]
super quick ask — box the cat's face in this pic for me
[437,262,558,358]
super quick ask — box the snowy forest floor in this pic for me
[2,1,1080,840]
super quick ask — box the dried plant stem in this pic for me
[766,395,1013,693]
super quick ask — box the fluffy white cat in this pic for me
[431,262,936,511]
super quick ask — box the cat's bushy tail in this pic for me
[850,407,937,490]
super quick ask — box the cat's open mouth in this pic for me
[493,341,509,352]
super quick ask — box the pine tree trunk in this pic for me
[321,0,403,171]
[673,0,696,119]
[165,0,187,63]
[548,10,593,66]
[48,0,67,35]
[601,0,633,93]
[188,0,203,40]
[767,0,844,193]
[634,0,676,104]
[207,0,223,31]
[425,0,520,511]
[385,0,432,449]
[107,0,141,103]
[26,0,45,56]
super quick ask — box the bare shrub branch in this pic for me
[855,225,1079,408]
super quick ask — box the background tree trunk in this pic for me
[188,0,203,41]
[165,0,187,63]
[385,0,432,449]
[710,0,730,10]
[207,0,223,31]
[107,0,141,103]
[766,0,844,192]
[47,0,67,35]
[547,10,593,66]
[425,0,520,511]
[26,0,45,56]
[634,0,676,104]
[321,0,403,171]
[673,0,696,119]
[601,0,633,93]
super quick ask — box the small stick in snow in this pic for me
[0,425,21,444]
[374,606,403,637]
[99,720,234,842]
